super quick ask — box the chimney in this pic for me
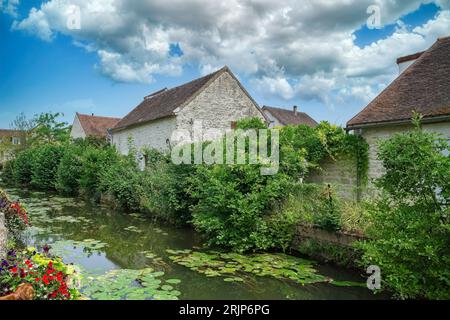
[293,105,298,116]
[397,51,424,74]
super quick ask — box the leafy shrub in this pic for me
[190,163,297,252]
[78,146,120,197]
[1,160,15,183]
[358,116,450,299]
[31,145,64,190]
[12,148,35,186]
[139,149,196,223]
[99,155,142,211]
[55,144,85,195]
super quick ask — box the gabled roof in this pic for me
[112,66,266,132]
[347,36,450,129]
[262,106,318,127]
[76,113,121,138]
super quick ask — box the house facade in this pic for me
[111,66,267,155]
[262,106,318,128]
[347,36,450,183]
[70,113,121,141]
[0,129,24,165]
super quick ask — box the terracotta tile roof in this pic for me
[262,106,318,127]
[0,129,24,138]
[76,113,121,138]
[347,36,450,129]
[113,67,228,131]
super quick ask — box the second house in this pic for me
[110,66,267,155]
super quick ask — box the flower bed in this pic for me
[0,189,29,241]
[1,247,80,300]
[0,188,81,300]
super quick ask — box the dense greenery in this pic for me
[358,115,450,299]
[2,117,369,249]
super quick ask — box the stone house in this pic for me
[262,105,318,128]
[110,66,267,155]
[347,36,450,184]
[0,129,24,165]
[70,113,121,141]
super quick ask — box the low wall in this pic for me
[0,212,6,259]
[306,154,360,201]
[292,224,365,267]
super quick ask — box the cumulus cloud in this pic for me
[6,0,450,107]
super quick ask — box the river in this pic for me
[3,187,384,300]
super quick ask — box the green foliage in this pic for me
[31,144,64,190]
[12,148,35,185]
[235,117,267,130]
[139,149,197,223]
[99,155,142,211]
[29,112,70,146]
[358,116,450,299]
[190,163,297,252]
[1,160,14,182]
[55,144,85,195]
[78,146,120,197]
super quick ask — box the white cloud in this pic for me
[6,0,450,108]
[0,0,20,17]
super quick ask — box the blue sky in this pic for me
[0,1,449,128]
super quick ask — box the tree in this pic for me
[29,112,71,146]
[358,114,450,299]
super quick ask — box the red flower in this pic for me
[42,274,50,285]
[48,261,53,269]
[10,266,18,273]
[35,277,40,282]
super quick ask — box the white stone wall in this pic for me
[362,121,450,183]
[112,70,266,155]
[70,115,86,140]
[307,155,359,201]
[111,117,177,155]
[176,71,266,139]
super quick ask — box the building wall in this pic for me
[306,154,359,201]
[70,115,86,140]
[263,110,283,128]
[113,71,266,155]
[112,117,177,155]
[175,71,265,140]
[361,121,450,184]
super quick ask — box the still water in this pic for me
[4,187,384,300]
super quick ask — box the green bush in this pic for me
[78,146,120,197]
[139,149,196,223]
[12,148,35,186]
[31,144,64,190]
[358,116,450,299]
[99,155,142,211]
[1,160,14,182]
[55,144,85,195]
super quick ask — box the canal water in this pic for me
[4,187,384,300]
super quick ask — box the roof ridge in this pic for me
[77,113,121,120]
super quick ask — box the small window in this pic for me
[11,137,20,145]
